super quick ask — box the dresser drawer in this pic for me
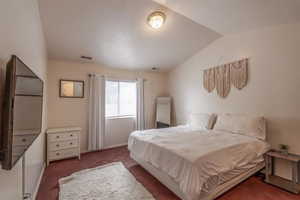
[12,145,27,158]
[49,148,78,161]
[48,131,79,142]
[49,140,78,151]
[13,135,36,146]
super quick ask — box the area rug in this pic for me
[59,162,155,200]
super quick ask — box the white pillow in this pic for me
[214,114,266,140]
[188,113,217,130]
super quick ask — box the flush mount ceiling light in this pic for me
[147,11,166,29]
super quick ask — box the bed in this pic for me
[128,114,270,200]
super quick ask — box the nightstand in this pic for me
[265,150,300,194]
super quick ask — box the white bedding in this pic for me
[128,126,270,200]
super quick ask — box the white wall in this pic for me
[47,60,168,152]
[168,23,300,179]
[0,0,48,199]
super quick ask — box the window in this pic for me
[105,80,137,118]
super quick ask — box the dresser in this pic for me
[12,129,40,163]
[46,127,81,166]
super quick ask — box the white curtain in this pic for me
[136,78,145,130]
[88,74,105,151]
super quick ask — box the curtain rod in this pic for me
[88,73,104,77]
[88,73,147,82]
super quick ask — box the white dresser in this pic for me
[46,127,81,166]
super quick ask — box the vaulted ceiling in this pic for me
[38,0,220,71]
[152,0,300,34]
[38,0,300,71]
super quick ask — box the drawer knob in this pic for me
[56,144,60,147]
[22,138,27,142]
[56,153,60,156]
[56,136,60,139]
[70,134,73,137]
[70,142,73,145]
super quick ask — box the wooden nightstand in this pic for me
[265,150,300,194]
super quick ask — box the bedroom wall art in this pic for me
[203,68,215,93]
[203,58,248,98]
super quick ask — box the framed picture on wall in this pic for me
[59,79,84,98]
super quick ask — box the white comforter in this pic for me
[128,126,270,200]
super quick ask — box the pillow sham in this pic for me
[213,114,266,140]
[188,113,217,130]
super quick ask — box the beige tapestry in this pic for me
[203,68,215,93]
[215,64,231,98]
[203,58,248,98]
[230,59,248,89]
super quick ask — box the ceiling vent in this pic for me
[151,67,159,72]
[80,56,93,60]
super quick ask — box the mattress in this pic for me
[128,126,270,200]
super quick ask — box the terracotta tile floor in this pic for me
[37,146,300,200]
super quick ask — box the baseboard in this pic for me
[32,163,46,200]
[81,143,128,154]
[103,143,128,150]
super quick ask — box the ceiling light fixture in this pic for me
[147,11,166,29]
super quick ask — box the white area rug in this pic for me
[59,162,155,200]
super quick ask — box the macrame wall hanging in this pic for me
[203,68,215,93]
[203,58,248,98]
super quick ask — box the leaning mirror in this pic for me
[59,80,84,98]
[156,97,171,128]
